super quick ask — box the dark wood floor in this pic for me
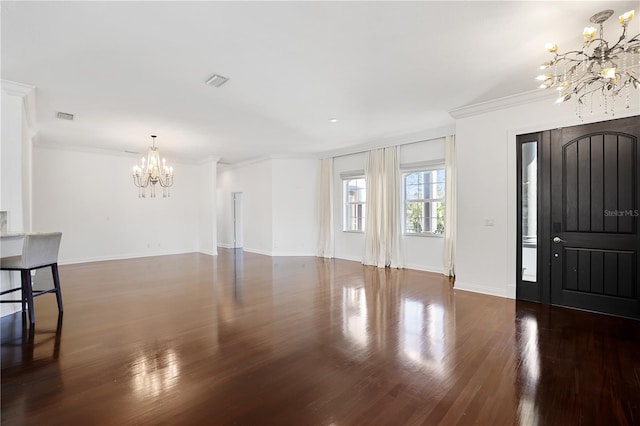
[2,249,640,425]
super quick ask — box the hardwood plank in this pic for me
[2,251,640,425]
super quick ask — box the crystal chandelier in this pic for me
[537,9,639,118]
[132,135,174,198]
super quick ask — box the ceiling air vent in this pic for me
[205,74,229,88]
[57,112,74,120]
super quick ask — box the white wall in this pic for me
[1,93,25,233]
[217,159,273,255]
[198,160,218,255]
[1,86,30,316]
[332,138,446,272]
[216,157,319,256]
[454,95,640,298]
[33,146,200,263]
[272,158,319,256]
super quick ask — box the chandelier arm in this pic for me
[573,76,603,95]
[627,74,640,88]
[133,174,149,188]
[158,175,174,188]
[554,51,589,60]
[141,174,152,188]
[575,84,607,104]
[606,31,627,53]
[588,37,611,47]
[554,57,586,64]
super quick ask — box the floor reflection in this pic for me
[215,249,274,355]
[336,266,453,380]
[400,300,448,377]
[1,312,63,367]
[516,313,541,426]
[1,313,64,418]
[130,347,180,400]
[342,287,368,348]
[232,248,243,303]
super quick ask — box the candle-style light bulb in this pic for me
[583,26,597,39]
[619,10,635,25]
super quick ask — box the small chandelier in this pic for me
[132,135,174,198]
[537,9,639,118]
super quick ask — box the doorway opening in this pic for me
[232,192,243,249]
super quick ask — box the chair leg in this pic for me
[20,271,28,313]
[22,270,35,324]
[52,263,64,313]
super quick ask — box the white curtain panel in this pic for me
[384,146,403,268]
[364,149,384,266]
[443,135,456,277]
[317,158,334,258]
[363,147,403,268]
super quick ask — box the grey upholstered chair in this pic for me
[0,232,63,324]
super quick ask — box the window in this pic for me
[343,177,366,231]
[403,168,445,235]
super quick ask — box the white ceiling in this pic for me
[2,1,638,164]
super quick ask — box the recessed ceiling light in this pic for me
[205,73,229,88]
[329,118,338,123]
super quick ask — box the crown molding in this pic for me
[217,154,319,170]
[22,89,38,131]
[316,123,455,159]
[197,155,221,165]
[33,140,201,164]
[448,89,557,119]
[1,79,35,97]
[269,153,318,160]
[218,156,271,171]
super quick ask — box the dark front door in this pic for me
[548,116,640,319]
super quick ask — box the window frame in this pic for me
[402,165,446,238]
[342,176,366,233]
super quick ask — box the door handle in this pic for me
[552,236,566,243]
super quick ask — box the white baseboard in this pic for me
[59,249,198,265]
[243,247,273,256]
[403,263,444,275]
[219,246,325,258]
[454,280,510,299]
[198,249,218,256]
[334,254,363,263]
[333,257,445,275]
[271,250,316,257]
